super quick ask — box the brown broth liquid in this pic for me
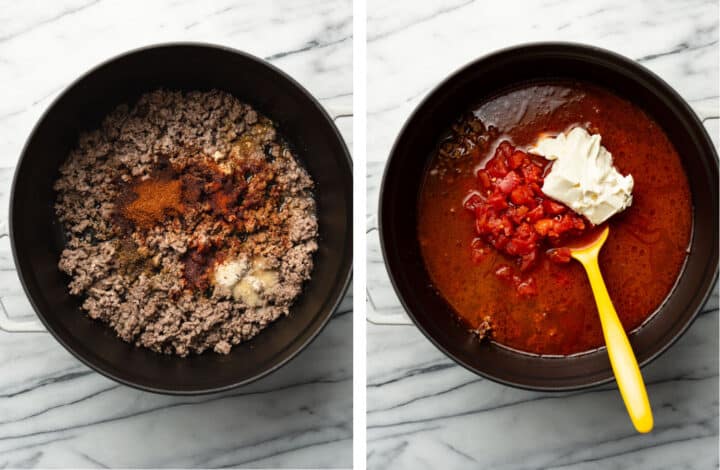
[418,82,692,355]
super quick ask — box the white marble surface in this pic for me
[0,0,352,468]
[367,1,719,468]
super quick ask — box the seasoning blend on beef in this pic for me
[54,90,318,357]
[418,83,691,355]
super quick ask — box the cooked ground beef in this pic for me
[54,90,318,356]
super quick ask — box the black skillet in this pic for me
[9,43,353,395]
[379,42,718,391]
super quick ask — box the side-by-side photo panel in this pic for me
[1,0,719,469]
[367,1,718,468]
[0,1,352,468]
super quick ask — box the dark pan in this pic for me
[379,42,718,391]
[9,43,352,395]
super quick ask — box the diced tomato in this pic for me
[519,250,537,272]
[510,186,534,206]
[470,239,487,263]
[514,222,536,241]
[474,207,489,232]
[506,238,534,256]
[497,141,514,160]
[494,234,509,249]
[508,151,526,170]
[500,215,512,236]
[528,182,544,196]
[495,264,513,281]
[486,214,502,230]
[471,238,484,249]
[554,214,578,235]
[498,171,521,194]
[463,192,484,212]
[515,277,538,297]
[463,142,590,298]
[543,199,566,215]
[547,247,572,264]
[510,205,529,224]
[486,155,508,177]
[475,218,486,235]
[534,219,554,236]
[521,163,542,182]
[526,205,544,222]
[477,169,492,191]
[487,192,508,211]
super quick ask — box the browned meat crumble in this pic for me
[54,89,318,356]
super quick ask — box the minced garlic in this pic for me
[212,256,279,306]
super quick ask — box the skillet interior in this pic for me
[10,44,353,394]
[380,43,718,390]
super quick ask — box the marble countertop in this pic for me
[367,1,718,469]
[0,0,352,468]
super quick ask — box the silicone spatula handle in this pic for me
[580,255,653,433]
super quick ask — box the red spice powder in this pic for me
[116,152,278,291]
[121,176,184,229]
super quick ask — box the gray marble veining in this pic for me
[367,1,719,468]
[0,0,352,468]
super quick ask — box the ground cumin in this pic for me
[121,176,184,229]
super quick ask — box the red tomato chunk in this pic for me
[465,141,590,295]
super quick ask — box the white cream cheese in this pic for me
[530,127,634,225]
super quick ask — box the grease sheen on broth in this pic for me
[417,82,692,356]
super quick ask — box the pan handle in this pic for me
[0,297,46,333]
[366,215,413,326]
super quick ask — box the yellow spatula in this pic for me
[569,225,653,433]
